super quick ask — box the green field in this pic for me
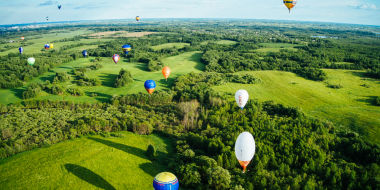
[0,132,173,190]
[200,40,237,45]
[213,70,380,143]
[255,43,297,53]
[0,30,110,56]
[150,43,190,51]
[0,51,205,104]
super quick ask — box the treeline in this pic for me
[73,64,103,86]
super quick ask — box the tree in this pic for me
[206,166,231,190]
[147,144,157,161]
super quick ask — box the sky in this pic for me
[0,0,379,26]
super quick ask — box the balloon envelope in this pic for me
[82,50,88,57]
[136,16,140,21]
[283,0,297,12]
[122,44,131,56]
[44,44,50,49]
[19,47,23,54]
[46,16,49,21]
[153,172,179,190]
[50,44,54,49]
[162,66,171,80]
[235,89,249,110]
[58,4,61,9]
[144,80,156,95]
[27,57,35,65]
[112,54,120,64]
[235,132,256,173]
[21,36,24,41]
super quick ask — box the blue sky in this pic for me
[0,0,379,26]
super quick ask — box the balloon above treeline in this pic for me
[27,57,35,66]
[235,89,249,112]
[144,80,156,96]
[46,16,49,21]
[82,50,88,57]
[19,47,23,55]
[235,132,256,173]
[136,16,140,21]
[112,54,120,64]
[153,172,179,190]
[122,44,131,56]
[162,66,171,81]
[283,0,297,13]
[58,4,62,10]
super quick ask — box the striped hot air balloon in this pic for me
[19,47,23,55]
[112,54,120,64]
[136,16,140,21]
[235,132,256,173]
[144,80,156,96]
[283,0,297,13]
[21,36,24,41]
[44,44,50,49]
[153,172,179,190]
[122,44,131,57]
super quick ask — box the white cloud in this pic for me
[356,4,378,10]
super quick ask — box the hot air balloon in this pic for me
[46,16,49,21]
[153,172,179,190]
[27,57,35,66]
[162,66,171,81]
[144,80,156,96]
[235,89,249,112]
[50,44,54,49]
[58,4,62,10]
[283,0,297,13]
[19,47,23,55]
[82,50,88,57]
[235,132,256,173]
[44,44,50,50]
[112,54,120,64]
[136,16,140,21]
[122,44,131,57]
[21,36,24,41]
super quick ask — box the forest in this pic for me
[1,20,380,189]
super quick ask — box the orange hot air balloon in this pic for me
[162,66,171,81]
[21,36,25,41]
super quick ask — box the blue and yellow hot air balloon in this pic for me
[283,0,297,13]
[19,47,23,55]
[122,44,131,57]
[136,16,140,21]
[144,80,156,96]
[153,172,179,190]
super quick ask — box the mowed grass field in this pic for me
[255,43,298,53]
[150,43,190,51]
[200,40,237,45]
[0,30,111,56]
[213,70,380,143]
[0,51,205,104]
[0,132,174,190]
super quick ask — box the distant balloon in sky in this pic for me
[122,44,131,56]
[21,36,24,41]
[58,4,62,10]
[82,50,88,57]
[153,172,179,190]
[19,47,23,55]
[283,0,297,13]
[44,44,50,50]
[46,16,49,21]
[235,132,256,173]
[144,80,156,96]
[136,16,140,21]
[162,66,171,81]
[27,57,35,66]
[112,54,120,64]
[235,89,249,111]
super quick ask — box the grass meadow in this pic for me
[200,40,238,45]
[0,51,205,104]
[213,70,380,143]
[254,43,298,53]
[150,43,190,51]
[0,132,174,190]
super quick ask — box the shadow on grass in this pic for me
[356,96,379,106]
[39,71,57,83]
[64,164,116,190]
[10,88,25,99]
[84,92,112,103]
[98,73,118,87]
[158,78,175,89]
[187,52,205,71]
[132,62,148,72]
[139,162,164,177]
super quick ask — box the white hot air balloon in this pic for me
[235,132,256,173]
[235,89,249,112]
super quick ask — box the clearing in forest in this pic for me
[150,43,190,51]
[0,132,172,190]
[88,31,157,38]
[213,70,380,144]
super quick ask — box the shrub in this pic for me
[147,144,157,160]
